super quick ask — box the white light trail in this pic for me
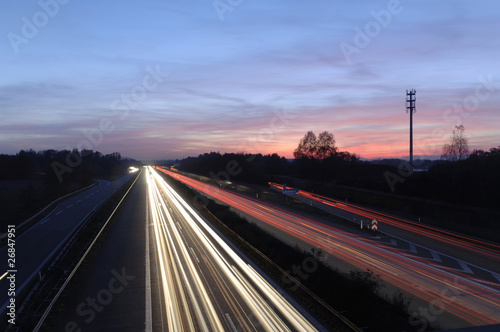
[146,166,319,331]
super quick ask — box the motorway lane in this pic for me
[52,171,146,331]
[147,167,322,331]
[268,183,500,285]
[54,167,323,331]
[0,173,135,316]
[159,168,500,330]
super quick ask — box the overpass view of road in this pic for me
[4,1,500,331]
[158,168,500,330]
[2,163,498,331]
[145,167,320,331]
[49,167,322,331]
[268,182,500,286]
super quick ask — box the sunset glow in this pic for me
[1,1,499,159]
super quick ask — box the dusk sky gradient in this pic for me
[1,0,499,160]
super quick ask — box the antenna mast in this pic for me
[406,89,416,174]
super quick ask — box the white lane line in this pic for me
[429,250,443,263]
[145,191,153,332]
[457,261,474,274]
[408,243,418,254]
[40,218,50,225]
[387,238,398,246]
[85,195,90,198]
[77,199,82,203]
[225,313,238,332]
[190,247,200,264]
[56,210,63,215]
[67,204,74,208]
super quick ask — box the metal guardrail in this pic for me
[0,173,140,331]
[33,170,142,331]
[0,181,98,241]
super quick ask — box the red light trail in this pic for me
[158,168,500,327]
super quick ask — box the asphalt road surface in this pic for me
[159,168,500,331]
[0,173,135,318]
[53,167,323,331]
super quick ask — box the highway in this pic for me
[268,182,500,286]
[158,168,500,330]
[53,167,322,331]
[0,173,135,317]
[146,167,320,331]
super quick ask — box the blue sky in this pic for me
[1,0,499,160]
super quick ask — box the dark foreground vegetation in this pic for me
[0,149,140,227]
[161,171,420,332]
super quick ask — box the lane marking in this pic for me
[225,313,238,332]
[67,204,74,209]
[40,218,50,225]
[190,247,200,264]
[386,238,398,246]
[77,199,82,203]
[429,250,443,263]
[457,261,474,274]
[56,210,63,215]
[145,195,153,332]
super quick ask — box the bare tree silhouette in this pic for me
[442,125,469,161]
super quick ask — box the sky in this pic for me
[1,0,499,160]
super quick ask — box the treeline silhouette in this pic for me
[180,152,289,185]
[178,151,394,186]
[0,149,138,224]
[178,147,500,211]
[396,147,500,210]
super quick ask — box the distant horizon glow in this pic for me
[1,1,499,160]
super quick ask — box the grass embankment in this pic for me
[161,172,422,332]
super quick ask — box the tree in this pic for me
[294,131,317,159]
[441,125,469,161]
[316,131,338,159]
[293,131,338,159]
